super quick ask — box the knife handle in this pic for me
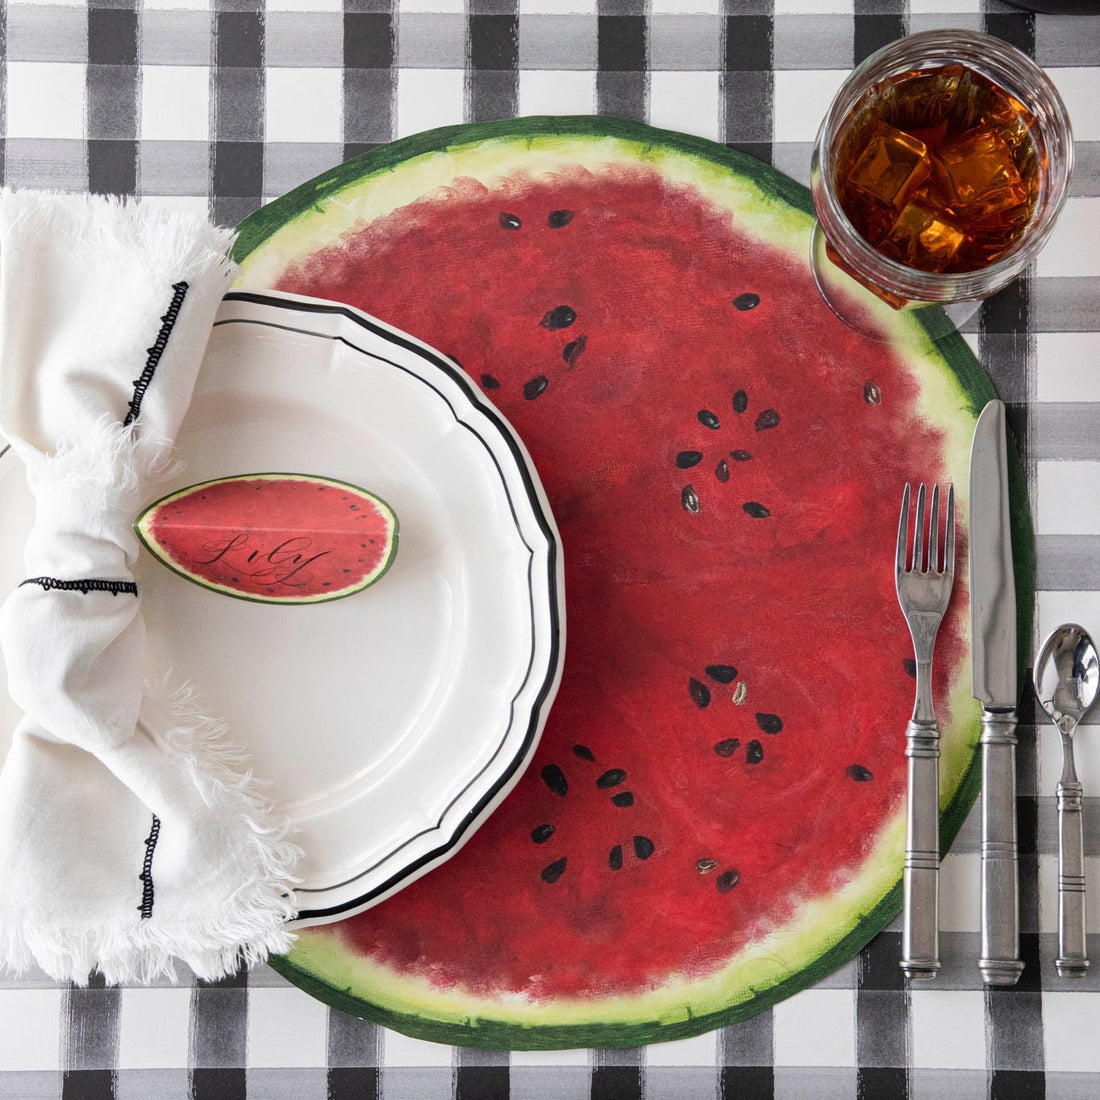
[902,718,940,980]
[979,711,1024,986]
[1056,777,1089,978]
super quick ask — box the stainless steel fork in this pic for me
[895,482,956,980]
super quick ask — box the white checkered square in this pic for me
[1037,335,1100,403]
[773,989,855,1067]
[1038,198,1100,280]
[910,990,985,1070]
[397,0,467,14]
[396,69,465,138]
[267,0,345,10]
[650,71,722,143]
[517,0,598,14]
[1049,69,1100,143]
[1043,992,1100,1072]
[247,987,328,1068]
[651,0,720,14]
[772,68,847,144]
[1037,463,1100,536]
[518,71,597,116]
[646,1030,719,1067]
[118,988,192,1069]
[142,0,210,10]
[0,988,62,1071]
[5,62,86,140]
[141,66,210,142]
[382,1026,454,1067]
[266,68,343,144]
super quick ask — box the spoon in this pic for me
[1034,623,1099,977]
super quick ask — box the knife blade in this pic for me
[970,399,1024,986]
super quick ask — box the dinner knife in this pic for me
[970,399,1025,987]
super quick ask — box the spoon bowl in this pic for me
[1034,623,1099,978]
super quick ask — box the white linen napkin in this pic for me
[0,190,299,984]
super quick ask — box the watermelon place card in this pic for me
[136,473,399,605]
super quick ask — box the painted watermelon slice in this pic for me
[234,118,1032,1048]
[136,473,398,604]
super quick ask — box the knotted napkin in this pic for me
[0,190,299,984]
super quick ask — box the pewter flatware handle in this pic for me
[979,711,1024,986]
[901,717,940,979]
[1057,774,1089,978]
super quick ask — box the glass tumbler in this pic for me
[809,30,1073,340]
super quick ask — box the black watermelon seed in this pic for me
[697,409,720,430]
[847,764,874,782]
[756,713,783,734]
[682,485,701,514]
[609,845,623,871]
[548,209,574,228]
[524,375,550,400]
[755,408,780,431]
[563,335,587,365]
[864,381,882,405]
[746,739,764,764]
[596,768,627,789]
[689,677,712,708]
[706,664,738,684]
[696,858,719,873]
[572,744,596,762]
[715,458,730,482]
[500,212,522,230]
[541,857,567,883]
[531,824,555,844]
[743,502,770,518]
[612,791,634,807]
[540,305,576,330]
[541,763,568,796]
[676,450,704,469]
[732,390,748,413]
[633,835,655,860]
[714,738,740,757]
[733,293,760,311]
[717,868,741,893]
[903,658,916,678]
[481,373,501,390]
[731,449,752,462]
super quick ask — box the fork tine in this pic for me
[897,482,911,575]
[928,483,941,573]
[913,483,927,573]
[943,484,955,578]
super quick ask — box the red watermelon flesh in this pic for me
[272,167,967,996]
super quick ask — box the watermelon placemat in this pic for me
[233,117,1031,1049]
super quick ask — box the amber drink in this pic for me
[811,31,1072,331]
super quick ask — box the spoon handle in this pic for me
[1056,772,1089,978]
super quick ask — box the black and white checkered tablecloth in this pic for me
[1,1,1099,1097]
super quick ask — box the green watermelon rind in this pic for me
[236,116,1035,1048]
[135,472,399,605]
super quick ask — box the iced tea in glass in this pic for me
[810,31,1073,337]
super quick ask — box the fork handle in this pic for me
[979,710,1024,986]
[902,718,940,979]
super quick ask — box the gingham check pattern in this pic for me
[2,0,1099,1097]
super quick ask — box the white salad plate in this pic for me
[0,291,565,924]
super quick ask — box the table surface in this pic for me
[2,1,1099,1097]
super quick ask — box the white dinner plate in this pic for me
[0,291,565,924]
